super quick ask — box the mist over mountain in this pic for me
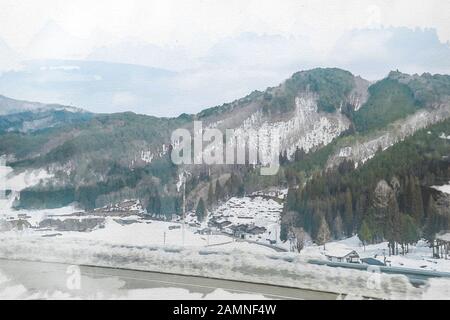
[0,60,178,116]
[0,38,20,72]
[1,26,450,116]
[24,20,90,61]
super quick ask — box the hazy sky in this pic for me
[0,0,449,115]
[1,0,449,55]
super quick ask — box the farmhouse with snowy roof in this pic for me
[436,232,450,260]
[325,248,360,263]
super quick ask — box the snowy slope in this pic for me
[302,235,450,273]
[327,105,450,168]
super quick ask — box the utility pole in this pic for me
[182,172,186,246]
[275,226,278,244]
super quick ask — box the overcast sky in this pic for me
[1,0,450,51]
[0,0,449,115]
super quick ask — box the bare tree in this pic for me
[317,216,331,250]
[292,227,306,253]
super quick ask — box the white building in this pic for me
[325,249,360,263]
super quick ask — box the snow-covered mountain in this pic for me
[0,94,86,116]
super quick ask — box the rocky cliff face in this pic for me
[221,92,351,162]
[327,104,450,169]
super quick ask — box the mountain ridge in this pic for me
[1,67,449,218]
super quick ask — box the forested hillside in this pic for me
[1,68,450,230]
[281,118,450,254]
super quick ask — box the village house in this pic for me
[436,232,450,260]
[196,228,211,235]
[325,248,360,263]
[208,217,232,230]
[229,224,267,239]
[246,225,266,235]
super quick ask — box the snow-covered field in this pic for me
[1,164,450,300]
[302,236,450,273]
[1,191,450,271]
[0,233,434,299]
[59,219,276,254]
[0,192,283,254]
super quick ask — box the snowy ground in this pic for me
[63,219,276,254]
[0,193,282,254]
[1,196,449,271]
[0,233,431,299]
[302,235,450,273]
[1,164,449,298]
[206,194,284,244]
[431,181,450,195]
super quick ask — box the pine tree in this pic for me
[385,195,401,255]
[196,198,206,222]
[294,147,305,162]
[224,179,232,199]
[147,191,161,215]
[344,188,353,236]
[359,220,372,251]
[294,147,300,162]
[215,180,223,202]
[207,182,215,208]
[411,176,424,223]
[280,223,289,242]
[333,214,344,239]
[286,188,297,212]
[400,215,420,254]
[424,195,438,245]
[154,195,161,215]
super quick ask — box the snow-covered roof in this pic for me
[437,232,450,242]
[324,247,359,259]
[431,183,450,195]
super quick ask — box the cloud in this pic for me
[88,40,195,71]
[1,1,450,52]
[1,26,450,116]
[329,27,450,79]
[0,38,21,72]
[112,91,138,108]
[24,20,91,60]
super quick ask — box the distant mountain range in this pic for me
[0,58,285,117]
[0,60,180,116]
[0,94,85,116]
[0,94,91,133]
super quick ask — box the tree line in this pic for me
[280,120,450,255]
